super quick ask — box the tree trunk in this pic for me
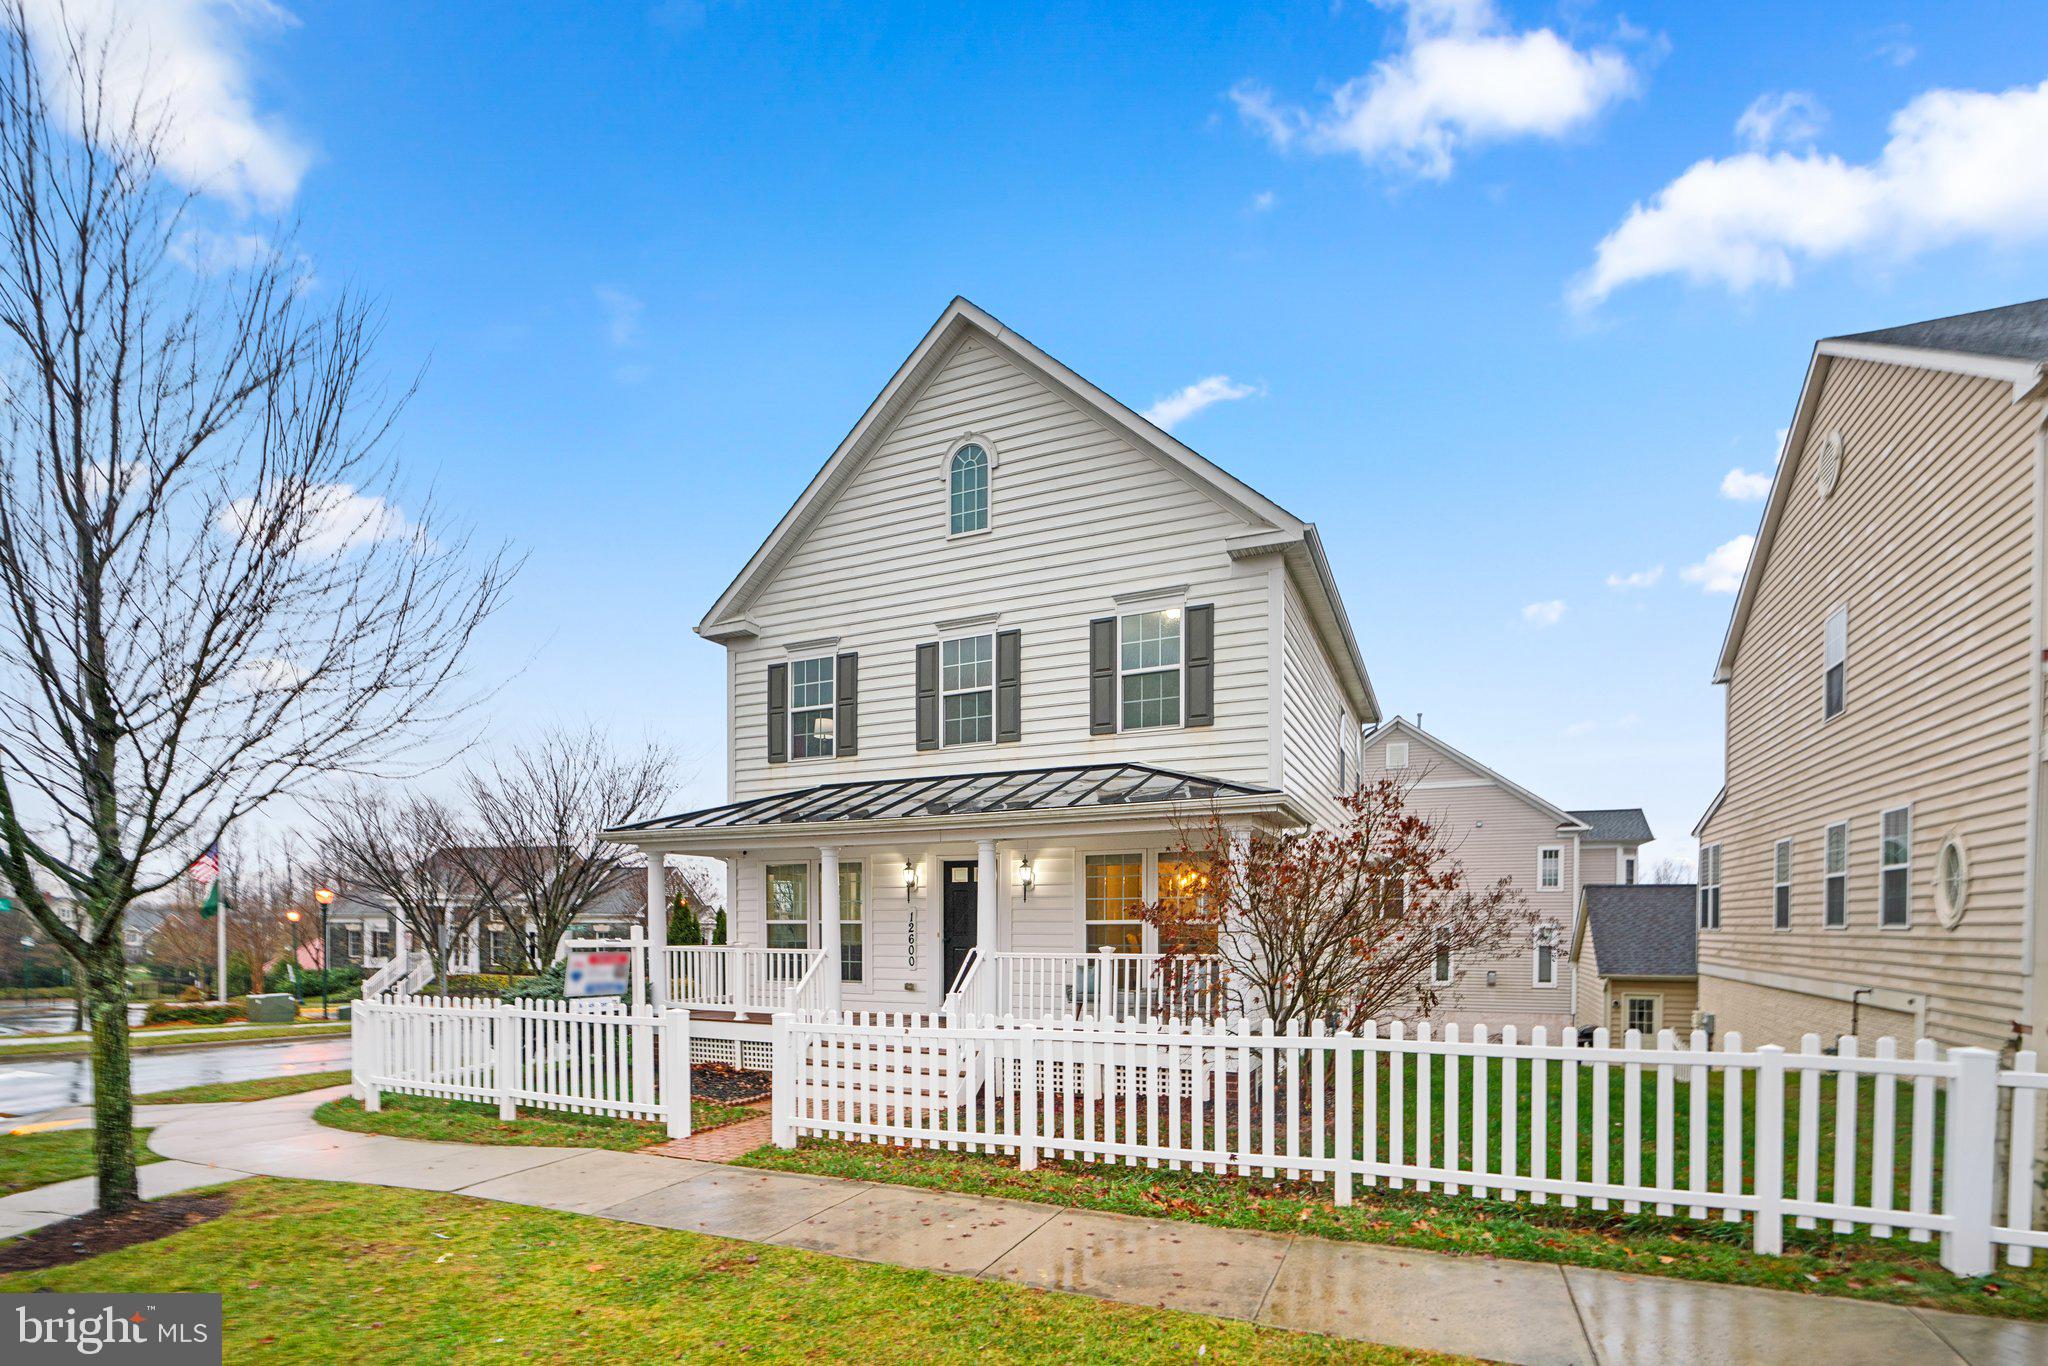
[86,939,137,1211]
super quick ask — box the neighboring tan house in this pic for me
[1694,297,2048,1051]
[606,297,1379,1018]
[1356,716,1651,1032]
[1571,884,1700,1038]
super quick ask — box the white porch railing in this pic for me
[986,951,1227,1023]
[665,945,830,1017]
[363,949,433,998]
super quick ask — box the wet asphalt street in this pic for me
[0,1035,351,1117]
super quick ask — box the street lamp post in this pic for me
[314,886,336,1019]
[285,910,302,1008]
[18,936,32,1004]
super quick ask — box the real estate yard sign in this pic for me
[565,947,631,999]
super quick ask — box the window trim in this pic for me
[1823,820,1849,930]
[786,655,837,761]
[937,630,996,748]
[1117,607,1185,732]
[1698,843,1722,930]
[1823,605,1848,721]
[944,437,994,539]
[1623,853,1637,885]
[1773,838,1793,932]
[1622,993,1661,1037]
[1537,845,1563,891]
[837,859,865,984]
[1880,803,1912,930]
[1084,851,1146,955]
[1431,935,1454,985]
[1532,924,1558,988]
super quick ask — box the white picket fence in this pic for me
[353,996,692,1136]
[771,1012,2048,1276]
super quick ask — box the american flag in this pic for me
[188,842,219,887]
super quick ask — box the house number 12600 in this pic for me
[906,906,917,969]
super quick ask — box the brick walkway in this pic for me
[648,1108,772,1162]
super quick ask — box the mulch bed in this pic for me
[0,1192,232,1273]
[692,1063,770,1105]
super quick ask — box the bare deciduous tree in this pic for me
[0,8,510,1211]
[1647,858,1695,885]
[1139,778,1534,1029]
[315,789,500,996]
[455,728,677,968]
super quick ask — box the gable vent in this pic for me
[1386,741,1409,770]
[1813,429,1843,499]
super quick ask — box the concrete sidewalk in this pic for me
[4,1089,2042,1365]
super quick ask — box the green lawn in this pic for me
[0,1128,160,1196]
[315,1091,758,1151]
[0,1178,1445,1363]
[0,1022,350,1058]
[139,1070,354,1104]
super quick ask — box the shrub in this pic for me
[178,984,207,1003]
[503,960,567,1002]
[144,1001,246,1026]
[420,973,531,998]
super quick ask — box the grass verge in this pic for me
[737,1139,2048,1322]
[0,1022,350,1059]
[139,1071,353,1104]
[0,1128,159,1196]
[314,1091,758,1151]
[0,1178,1444,1362]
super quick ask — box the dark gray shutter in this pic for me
[835,652,859,755]
[995,630,1022,743]
[1185,603,1214,727]
[1088,616,1117,735]
[766,662,788,763]
[915,642,939,751]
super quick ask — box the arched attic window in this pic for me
[948,442,989,536]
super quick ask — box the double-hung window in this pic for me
[766,863,809,949]
[1824,821,1848,927]
[1698,844,1722,929]
[788,656,836,758]
[1881,806,1911,927]
[1431,935,1453,984]
[1623,854,1637,885]
[948,443,989,535]
[1823,607,1847,720]
[1773,839,1793,930]
[838,862,864,983]
[1538,846,1562,890]
[1156,855,1220,955]
[1084,853,1144,953]
[1533,924,1557,987]
[1119,608,1183,729]
[940,633,994,746]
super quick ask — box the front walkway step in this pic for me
[648,1114,773,1162]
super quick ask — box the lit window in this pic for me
[1823,608,1847,720]
[1538,846,1562,890]
[1084,853,1143,953]
[1534,925,1557,987]
[1698,844,1722,929]
[1824,822,1848,927]
[1119,609,1183,730]
[1773,839,1792,930]
[788,656,835,758]
[940,634,994,746]
[838,862,863,983]
[948,443,989,535]
[1881,807,1911,927]
[766,864,809,949]
[1156,856,1219,955]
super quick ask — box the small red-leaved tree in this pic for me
[1139,776,1533,1030]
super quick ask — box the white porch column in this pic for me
[645,852,669,1009]
[976,838,998,970]
[393,915,410,967]
[819,846,843,1010]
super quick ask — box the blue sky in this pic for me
[76,0,2048,869]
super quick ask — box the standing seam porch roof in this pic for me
[616,763,1278,833]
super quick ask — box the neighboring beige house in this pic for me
[607,297,1378,1021]
[1694,297,2048,1051]
[1357,716,1650,1032]
[1571,884,1699,1038]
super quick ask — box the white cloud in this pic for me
[1143,375,1262,431]
[1605,564,1663,590]
[1869,25,1917,69]
[228,655,310,693]
[221,482,414,558]
[1231,0,1639,180]
[1574,79,2048,307]
[595,286,644,348]
[1563,718,1598,737]
[1564,711,1640,738]
[20,0,311,209]
[1720,468,1773,501]
[1736,91,1826,150]
[1521,598,1566,627]
[1250,189,1277,212]
[1681,534,1755,594]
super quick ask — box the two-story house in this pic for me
[1694,298,2048,1051]
[608,298,1378,1019]
[1355,716,1651,1032]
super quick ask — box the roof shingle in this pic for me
[1567,808,1653,843]
[1582,884,1697,978]
[1835,298,2048,363]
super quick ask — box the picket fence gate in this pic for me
[353,996,692,1137]
[771,1011,2048,1277]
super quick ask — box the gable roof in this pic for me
[1713,301,2048,681]
[1575,884,1697,977]
[1567,808,1653,844]
[695,297,1377,720]
[1369,716,1591,833]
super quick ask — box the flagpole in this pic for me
[216,890,228,1004]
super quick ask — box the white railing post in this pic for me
[1752,1044,1785,1255]
[1017,1018,1038,1171]
[1941,1046,2000,1276]
[355,1005,382,1112]
[663,1007,693,1140]
[495,1001,518,1121]
[772,1011,797,1149]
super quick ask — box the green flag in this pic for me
[200,881,220,920]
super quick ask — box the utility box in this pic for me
[243,993,297,1024]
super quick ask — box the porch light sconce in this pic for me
[1018,857,1034,901]
[902,860,918,901]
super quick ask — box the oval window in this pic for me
[1934,837,1968,928]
